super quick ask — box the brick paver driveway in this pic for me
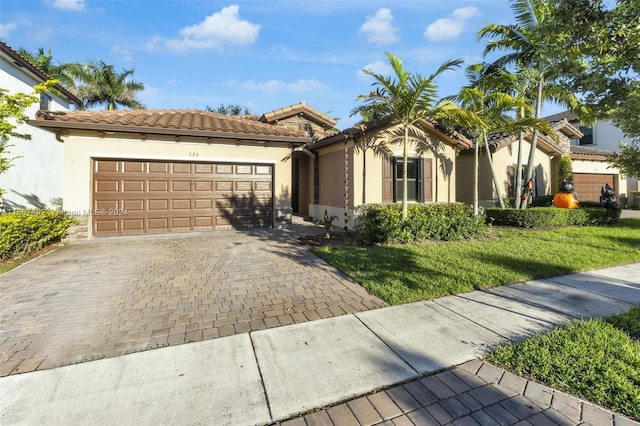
[0,227,385,376]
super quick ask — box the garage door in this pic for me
[573,173,614,202]
[92,159,273,236]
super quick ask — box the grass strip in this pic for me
[314,218,640,304]
[487,307,640,421]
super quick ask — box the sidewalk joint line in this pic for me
[248,331,273,422]
[352,313,420,375]
[540,276,636,306]
[432,298,514,345]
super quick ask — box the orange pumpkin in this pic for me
[553,192,579,209]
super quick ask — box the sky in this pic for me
[0,0,567,129]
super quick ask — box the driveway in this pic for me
[0,227,385,376]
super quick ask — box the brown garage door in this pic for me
[92,159,273,236]
[573,173,614,202]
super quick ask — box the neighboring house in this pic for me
[294,117,473,228]
[456,119,582,207]
[545,110,637,203]
[29,109,310,237]
[0,40,81,210]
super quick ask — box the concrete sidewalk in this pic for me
[1,263,639,425]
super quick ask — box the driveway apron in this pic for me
[0,228,385,377]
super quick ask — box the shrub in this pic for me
[0,209,77,261]
[354,203,487,245]
[485,206,621,228]
[530,195,554,207]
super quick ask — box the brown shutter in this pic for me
[423,158,433,202]
[382,157,393,203]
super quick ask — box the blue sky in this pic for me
[1,0,566,129]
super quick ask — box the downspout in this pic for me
[293,146,316,158]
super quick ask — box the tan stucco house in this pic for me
[457,119,583,206]
[293,118,472,228]
[28,106,328,237]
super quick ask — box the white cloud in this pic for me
[0,23,17,37]
[357,60,393,80]
[452,6,481,20]
[111,45,133,62]
[45,0,86,11]
[239,78,328,95]
[359,8,398,44]
[151,5,260,52]
[425,6,481,41]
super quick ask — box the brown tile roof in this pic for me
[570,145,612,161]
[461,130,563,156]
[261,101,337,128]
[29,109,311,143]
[309,116,473,151]
[0,40,81,106]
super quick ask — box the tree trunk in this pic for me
[473,136,479,216]
[402,125,408,220]
[484,133,505,208]
[362,148,367,205]
[514,107,525,208]
[523,76,544,208]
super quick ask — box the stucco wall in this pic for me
[1,56,72,210]
[61,131,294,227]
[457,140,554,206]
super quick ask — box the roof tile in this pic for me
[33,109,308,138]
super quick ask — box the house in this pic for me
[28,108,317,237]
[294,117,473,228]
[0,40,81,210]
[545,110,636,205]
[456,119,582,207]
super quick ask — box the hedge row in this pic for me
[354,203,487,245]
[0,210,77,261]
[485,206,621,228]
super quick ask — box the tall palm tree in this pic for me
[355,53,463,219]
[17,47,76,88]
[448,64,554,213]
[68,61,145,110]
[478,0,582,208]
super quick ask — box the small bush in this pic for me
[486,206,621,228]
[0,209,77,261]
[355,203,487,245]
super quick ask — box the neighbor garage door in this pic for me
[92,159,273,236]
[573,173,614,202]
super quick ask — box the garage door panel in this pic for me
[95,180,119,192]
[148,199,169,211]
[93,159,273,236]
[149,162,169,173]
[148,181,169,192]
[123,200,144,211]
[123,161,146,173]
[170,199,190,210]
[123,181,145,192]
[195,181,213,191]
[123,218,145,231]
[194,199,212,209]
[95,160,120,173]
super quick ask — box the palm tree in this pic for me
[356,53,463,219]
[450,65,542,213]
[478,0,581,208]
[68,61,145,110]
[17,47,76,87]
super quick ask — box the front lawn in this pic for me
[314,218,640,305]
[487,306,640,421]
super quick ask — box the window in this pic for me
[39,93,51,110]
[578,126,593,146]
[394,158,422,202]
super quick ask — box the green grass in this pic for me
[487,306,640,421]
[314,218,640,305]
